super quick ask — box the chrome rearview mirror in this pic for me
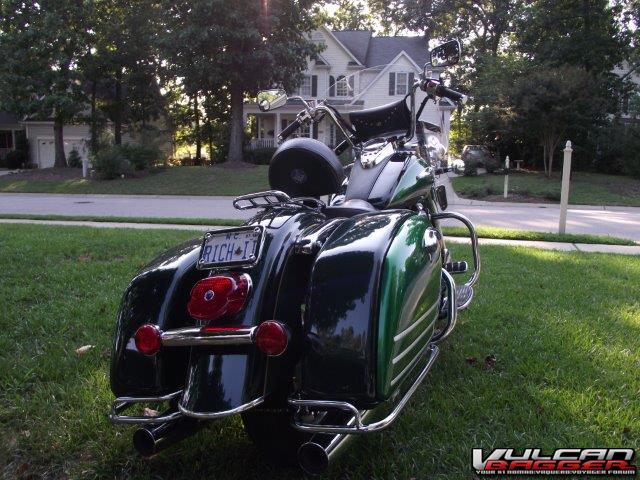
[257,89,288,112]
[429,40,461,68]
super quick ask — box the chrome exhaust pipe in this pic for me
[297,411,370,475]
[133,415,202,457]
[298,432,352,475]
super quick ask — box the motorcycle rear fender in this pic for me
[301,210,442,407]
[110,207,324,409]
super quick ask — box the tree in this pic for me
[159,0,320,166]
[0,0,91,167]
[315,0,376,30]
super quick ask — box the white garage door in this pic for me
[38,138,88,168]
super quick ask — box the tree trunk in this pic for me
[227,84,245,164]
[542,144,547,174]
[547,141,555,177]
[90,80,98,155]
[53,115,67,168]
[194,95,201,163]
[114,66,123,145]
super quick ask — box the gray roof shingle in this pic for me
[332,30,429,69]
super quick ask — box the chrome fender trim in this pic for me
[177,396,265,419]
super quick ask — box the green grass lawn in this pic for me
[1,224,639,479]
[452,171,640,206]
[0,166,269,196]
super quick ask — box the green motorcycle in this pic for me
[108,39,480,474]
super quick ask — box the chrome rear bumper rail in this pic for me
[161,326,256,347]
[109,391,183,425]
[109,390,265,424]
[288,344,439,434]
[178,396,265,419]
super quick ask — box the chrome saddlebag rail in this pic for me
[288,344,439,434]
[431,211,480,287]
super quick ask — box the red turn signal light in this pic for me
[187,273,250,322]
[255,321,289,356]
[134,324,162,356]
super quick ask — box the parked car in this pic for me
[462,145,492,165]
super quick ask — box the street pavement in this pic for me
[3,218,639,255]
[1,188,639,241]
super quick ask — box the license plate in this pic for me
[197,226,263,269]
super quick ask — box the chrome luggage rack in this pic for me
[287,344,439,434]
[233,190,325,211]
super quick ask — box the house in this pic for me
[244,26,456,151]
[0,112,23,161]
[0,113,173,168]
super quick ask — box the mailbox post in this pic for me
[503,155,510,199]
[558,141,573,234]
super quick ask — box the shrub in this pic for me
[463,158,479,176]
[245,147,276,165]
[4,149,27,169]
[485,157,500,174]
[118,144,161,171]
[92,147,131,180]
[67,149,82,168]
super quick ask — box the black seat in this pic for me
[348,98,411,142]
[323,199,377,219]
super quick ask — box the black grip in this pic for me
[435,84,465,103]
[279,118,302,141]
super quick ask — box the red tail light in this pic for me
[255,320,289,356]
[134,324,162,356]
[187,273,250,322]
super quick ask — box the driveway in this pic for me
[1,191,639,241]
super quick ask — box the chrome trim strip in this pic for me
[393,299,439,342]
[391,318,436,367]
[288,344,439,434]
[432,269,457,344]
[161,326,256,347]
[177,396,264,419]
[108,390,183,425]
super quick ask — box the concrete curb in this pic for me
[2,218,639,255]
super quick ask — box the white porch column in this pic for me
[11,130,16,150]
[275,112,281,141]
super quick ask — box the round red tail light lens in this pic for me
[255,321,289,356]
[134,324,162,356]
[187,273,250,322]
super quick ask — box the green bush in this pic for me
[463,158,479,176]
[67,149,82,168]
[92,147,131,180]
[485,157,500,174]
[245,147,276,165]
[118,144,161,171]
[3,149,27,169]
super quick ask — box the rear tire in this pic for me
[241,408,311,466]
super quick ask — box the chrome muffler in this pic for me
[133,415,202,457]
[297,430,354,475]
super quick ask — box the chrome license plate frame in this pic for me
[197,225,264,270]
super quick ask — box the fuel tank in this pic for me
[301,210,442,407]
[110,207,324,412]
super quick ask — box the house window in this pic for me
[0,130,13,149]
[297,75,312,97]
[395,73,408,95]
[282,119,310,138]
[336,75,349,97]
